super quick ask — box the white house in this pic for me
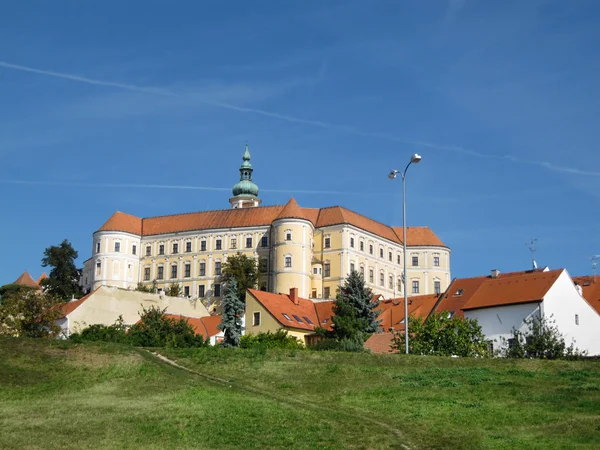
[434,268,600,355]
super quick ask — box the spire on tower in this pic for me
[230,143,261,209]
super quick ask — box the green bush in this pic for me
[309,336,366,352]
[70,306,208,348]
[240,329,304,350]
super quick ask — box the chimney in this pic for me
[289,287,299,305]
[491,269,500,279]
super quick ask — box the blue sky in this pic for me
[1,0,600,286]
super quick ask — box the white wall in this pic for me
[543,270,600,355]
[465,302,541,353]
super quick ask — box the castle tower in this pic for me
[229,144,261,209]
[271,198,313,297]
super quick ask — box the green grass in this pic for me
[1,338,599,449]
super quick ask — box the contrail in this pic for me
[0,179,379,196]
[1,60,597,177]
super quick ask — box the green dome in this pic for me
[231,144,259,198]
[232,179,259,197]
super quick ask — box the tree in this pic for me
[221,253,259,302]
[165,283,182,297]
[503,315,584,359]
[0,283,36,300]
[0,289,62,338]
[217,279,245,347]
[396,312,488,357]
[135,280,157,293]
[41,239,82,300]
[330,270,380,342]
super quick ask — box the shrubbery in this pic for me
[308,336,365,352]
[70,306,207,348]
[240,329,304,350]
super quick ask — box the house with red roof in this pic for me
[433,268,600,355]
[152,314,227,345]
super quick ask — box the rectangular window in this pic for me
[388,251,392,262]
[324,287,330,298]
[245,237,252,248]
[313,268,318,275]
[285,256,292,268]
[412,280,419,294]
[286,232,292,241]
[324,263,330,277]
[369,244,373,255]
[184,286,190,297]
[159,244,165,255]
[144,267,150,281]
[199,263,206,276]
[146,245,151,256]
[230,238,237,249]
[261,236,268,247]
[132,245,137,256]
[200,241,207,251]
[172,243,178,254]
[184,263,191,278]
[198,285,205,298]
[260,258,268,273]
[311,289,317,298]
[96,242,101,253]
[397,255,401,265]
[360,266,365,277]
[350,237,355,248]
[186,242,192,253]
[96,261,101,276]
[380,273,384,287]
[114,242,121,252]
[253,311,261,326]
[360,241,364,251]
[214,284,221,297]
[324,237,331,248]
[216,239,222,250]
[380,248,384,258]
[369,269,374,283]
[171,265,177,279]
[434,256,440,267]
[215,261,222,276]
[412,256,419,267]
[575,314,579,325]
[398,278,403,292]
[434,281,441,294]
[389,276,393,289]
[157,266,164,280]
[350,263,355,273]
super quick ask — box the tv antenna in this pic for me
[591,255,600,282]
[527,238,538,270]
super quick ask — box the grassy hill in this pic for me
[1,338,599,449]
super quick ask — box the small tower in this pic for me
[230,144,261,209]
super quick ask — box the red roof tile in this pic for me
[377,294,441,331]
[572,276,600,315]
[276,198,309,221]
[13,272,41,289]
[37,273,48,285]
[393,227,447,247]
[248,289,334,332]
[96,199,445,248]
[98,211,143,235]
[364,332,398,354]
[163,314,222,339]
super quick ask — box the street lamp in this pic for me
[389,153,422,354]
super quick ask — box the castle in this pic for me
[80,145,450,310]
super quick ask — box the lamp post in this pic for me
[389,153,422,354]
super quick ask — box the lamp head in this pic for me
[410,153,422,164]
[388,170,398,179]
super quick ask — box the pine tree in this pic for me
[331,271,380,340]
[217,279,245,347]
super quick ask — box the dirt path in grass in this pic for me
[147,351,413,450]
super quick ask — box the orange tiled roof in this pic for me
[572,276,600,315]
[377,294,441,331]
[13,271,41,289]
[248,289,334,332]
[98,211,143,235]
[364,332,398,354]
[37,273,48,285]
[433,269,552,318]
[96,199,446,248]
[163,314,222,339]
[275,198,308,221]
